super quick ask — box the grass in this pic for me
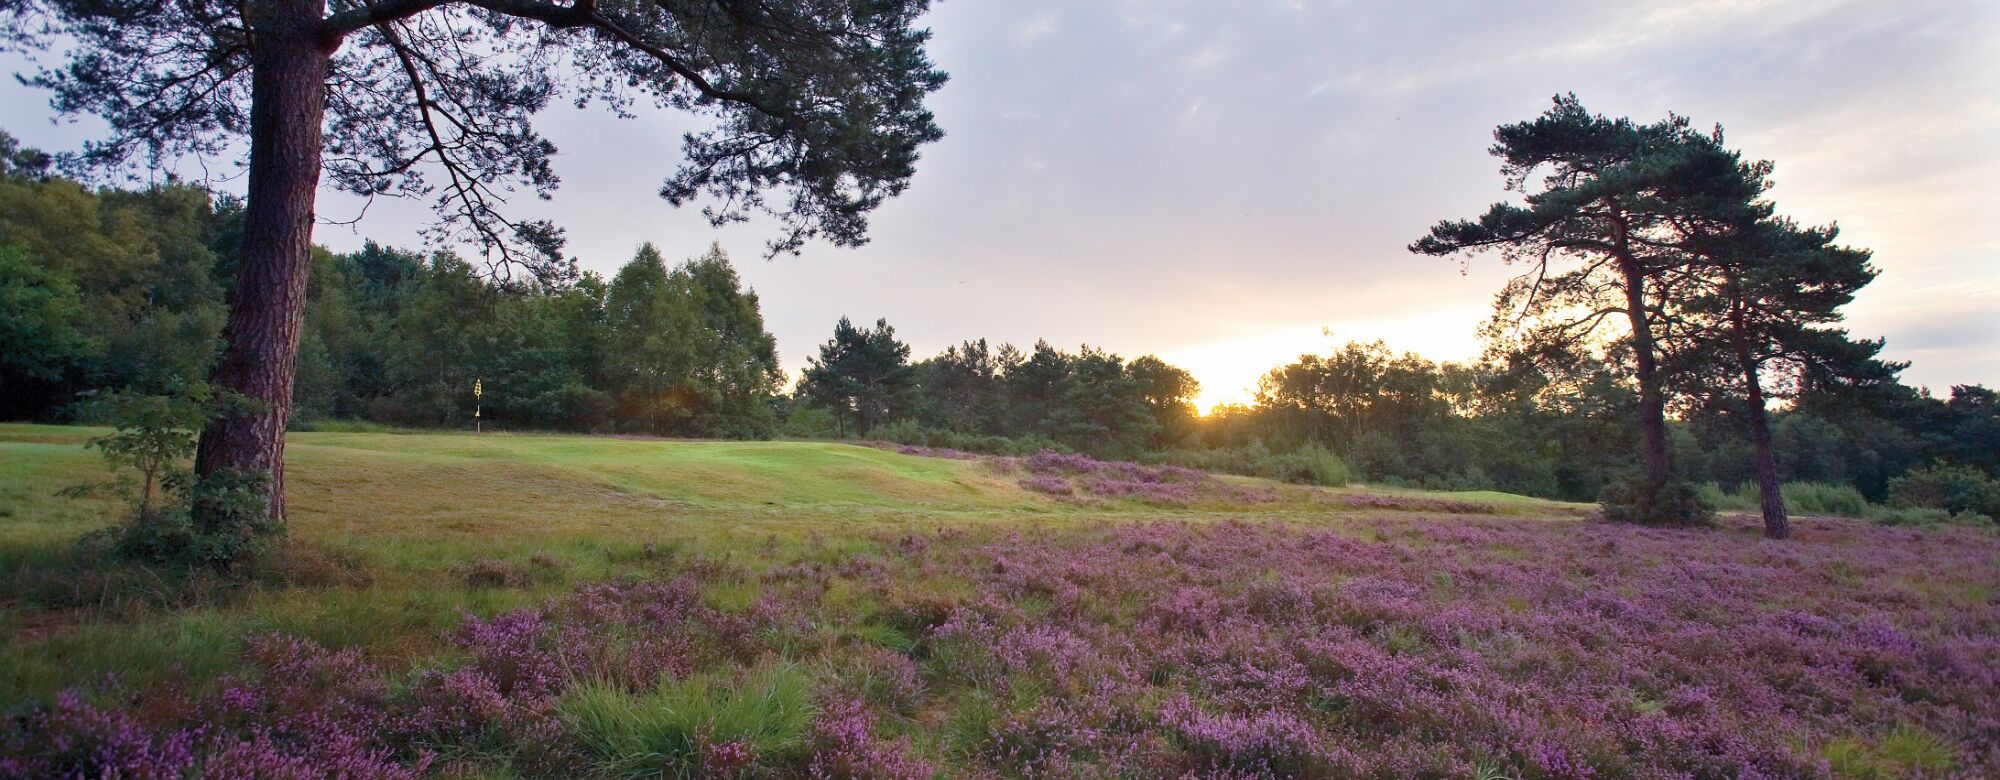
[0,423,1577,704]
[558,664,815,777]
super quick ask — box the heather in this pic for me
[6,469,1998,777]
[996,450,1280,507]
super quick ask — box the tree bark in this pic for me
[193,0,332,524]
[1612,226,1673,496]
[1732,308,1789,539]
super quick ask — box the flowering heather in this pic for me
[1006,450,1277,506]
[1323,491,1501,514]
[5,514,1999,777]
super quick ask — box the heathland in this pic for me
[3,424,1995,777]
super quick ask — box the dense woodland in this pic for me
[4,128,1995,523]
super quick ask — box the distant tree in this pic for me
[799,317,912,437]
[1256,341,1395,454]
[1932,386,2000,475]
[604,244,700,433]
[0,130,54,180]
[1128,355,1200,448]
[0,245,94,416]
[1046,347,1158,457]
[0,147,228,409]
[912,339,1010,434]
[680,244,781,437]
[1411,95,1744,525]
[386,253,497,425]
[1003,341,1073,437]
[4,0,947,538]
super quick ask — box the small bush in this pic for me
[1890,463,2000,519]
[469,560,526,588]
[1155,441,1351,487]
[1782,482,1871,517]
[1696,482,1753,512]
[1599,476,1712,526]
[77,388,279,570]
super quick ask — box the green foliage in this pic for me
[0,244,94,404]
[602,243,780,437]
[1599,475,1712,527]
[1781,482,1871,517]
[879,339,1190,459]
[1890,462,2000,519]
[1822,726,1958,779]
[77,387,277,568]
[799,317,914,437]
[81,388,208,516]
[1157,441,1350,487]
[868,420,1068,456]
[0,148,228,417]
[558,665,815,777]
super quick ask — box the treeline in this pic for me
[781,322,1997,514]
[787,321,1198,457]
[295,241,781,436]
[1,132,784,436]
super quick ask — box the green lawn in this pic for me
[0,423,1578,703]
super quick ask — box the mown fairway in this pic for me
[3,425,1997,778]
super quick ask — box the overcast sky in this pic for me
[6,0,1996,410]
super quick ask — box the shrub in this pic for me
[1599,475,1713,526]
[1155,441,1350,487]
[1889,463,2000,519]
[1019,475,1073,496]
[460,558,531,588]
[78,387,279,570]
[1781,482,1871,518]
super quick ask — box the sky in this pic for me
[5,0,1997,412]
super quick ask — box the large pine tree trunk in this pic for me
[1733,312,1789,539]
[193,0,331,525]
[1616,252,1674,495]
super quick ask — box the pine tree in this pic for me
[799,317,912,437]
[1411,95,1743,525]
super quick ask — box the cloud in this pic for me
[1018,14,1056,41]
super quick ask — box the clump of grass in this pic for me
[557,664,815,776]
[1823,726,1957,778]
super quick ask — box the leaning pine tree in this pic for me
[1411,95,1733,525]
[2,0,946,556]
[1670,211,1887,539]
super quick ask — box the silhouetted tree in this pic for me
[1411,95,1739,525]
[1129,355,1199,448]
